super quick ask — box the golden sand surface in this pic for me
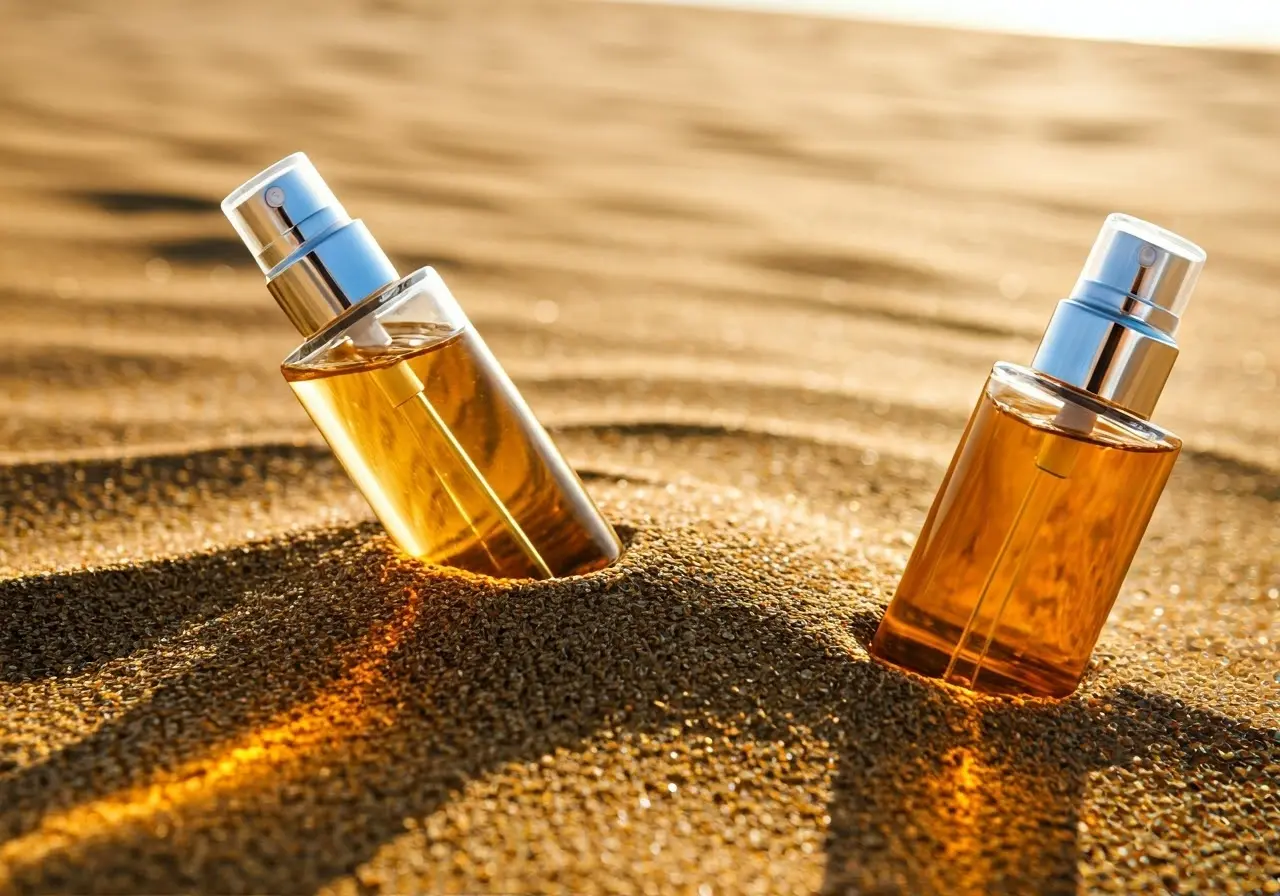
[0,0,1277,892]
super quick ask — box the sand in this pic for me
[0,0,1277,892]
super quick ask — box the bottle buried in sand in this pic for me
[871,214,1206,698]
[222,153,622,579]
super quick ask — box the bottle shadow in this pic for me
[0,524,363,684]
[1,527,1273,893]
[819,665,1274,894]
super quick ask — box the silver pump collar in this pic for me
[221,152,398,336]
[1031,213,1206,419]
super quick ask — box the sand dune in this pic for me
[0,0,1277,892]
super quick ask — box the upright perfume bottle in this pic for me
[871,214,1206,698]
[222,153,622,579]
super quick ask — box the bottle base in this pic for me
[870,617,1082,699]
[426,527,621,580]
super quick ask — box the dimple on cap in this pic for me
[221,152,350,272]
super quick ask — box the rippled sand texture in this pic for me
[1,1,1278,893]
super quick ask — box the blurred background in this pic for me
[2,0,1278,471]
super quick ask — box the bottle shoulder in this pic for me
[988,362,1181,451]
[282,266,466,371]
[281,322,464,382]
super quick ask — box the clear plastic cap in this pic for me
[1071,213,1206,331]
[221,152,350,272]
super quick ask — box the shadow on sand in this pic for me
[0,524,1273,894]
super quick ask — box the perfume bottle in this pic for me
[222,153,622,579]
[871,214,1206,698]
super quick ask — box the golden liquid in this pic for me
[283,322,622,579]
[871,373,1180,698]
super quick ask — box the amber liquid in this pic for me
[871,370,1180,698]
[283,322,621,579]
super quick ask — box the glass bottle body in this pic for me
[281,267,622,579]
[871,362,1180,698]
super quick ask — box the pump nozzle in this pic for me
[1031,213,1206,419]
[222,152,398,337]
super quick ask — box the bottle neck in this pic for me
[266,219,398,337]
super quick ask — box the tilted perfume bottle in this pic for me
[871,214,1206,698]
[222,153,622,579]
